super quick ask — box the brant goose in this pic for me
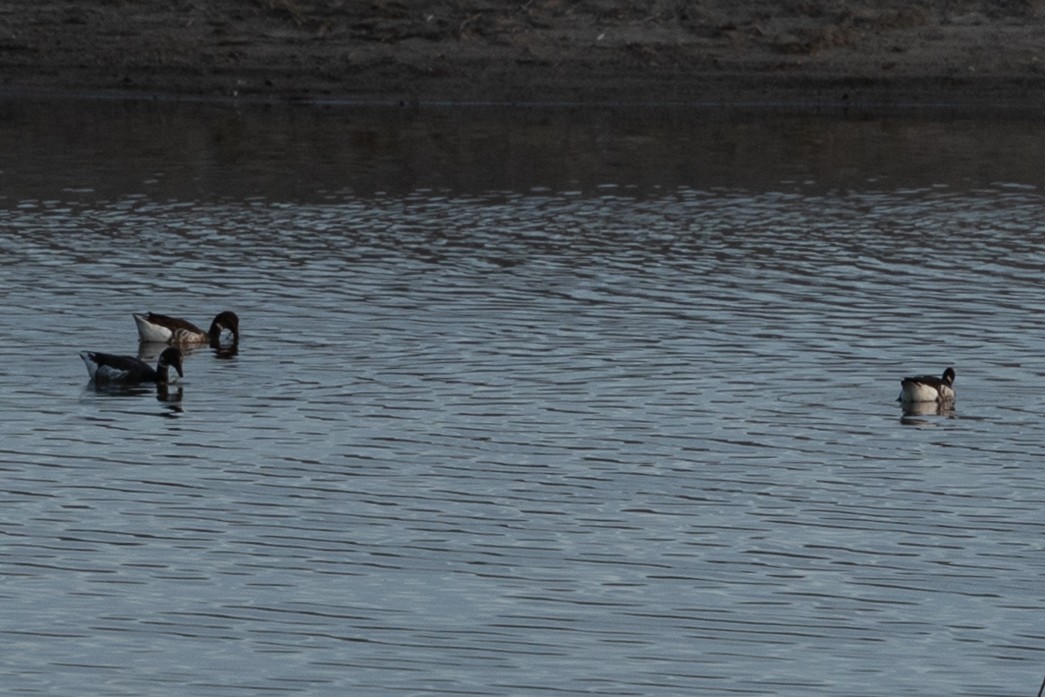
[898,367,955,403]
[133,311,239,346]
[80,347,184,385]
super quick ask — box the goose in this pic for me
[80,347,184,385]
[133,311,239,346]
[898,367,955,403]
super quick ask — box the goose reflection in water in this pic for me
[155,384,184,414]
[138,342,236,362]
[84,381,184,416]
[212,343,238,359]
[900,399,956,425]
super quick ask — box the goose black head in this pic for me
[209,311,240,344]
[158,347,184,379]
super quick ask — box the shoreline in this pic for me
[5,80,1045,120]
[3,1,1045,112]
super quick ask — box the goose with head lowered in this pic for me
[80,347,184,385]
[898,366,955,404]
[133,311,239,346]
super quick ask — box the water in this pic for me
[1,99,1045,696]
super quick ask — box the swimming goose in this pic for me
[80,347,184,385]
[133,311,239,346]
[898,367,955,403]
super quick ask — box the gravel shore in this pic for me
[3,0,1045,108]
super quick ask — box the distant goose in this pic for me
[133,311,239,346]
[898,367,956,403]
[80,347,184,385]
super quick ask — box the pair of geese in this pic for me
[80,311,239,384]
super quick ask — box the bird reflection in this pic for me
[156,384,184,415]
[212,343,238,359]
[900,399,955,425]
[140,340,236,361]
[84,380,184,416]
[137,342,204,363]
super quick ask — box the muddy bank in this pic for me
[2,0,1045,108]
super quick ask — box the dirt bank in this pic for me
[3,0,1045,107]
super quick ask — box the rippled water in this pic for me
[2,99,1045,696]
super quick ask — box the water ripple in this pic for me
[2,110,1045,696]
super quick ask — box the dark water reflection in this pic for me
[5,97,1045,201]
[1,99,1044,697]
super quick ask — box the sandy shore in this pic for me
[3,0,1045,108]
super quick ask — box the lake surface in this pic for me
[1,98,1044,696]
